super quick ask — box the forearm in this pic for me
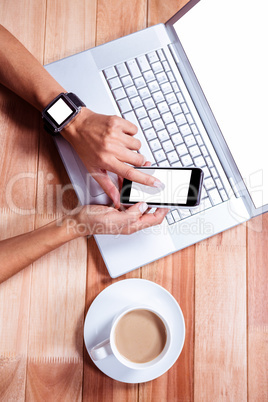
[0,216,80,284]
[0,24,65,111]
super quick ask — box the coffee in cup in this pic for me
[114,309,167,364]
[90,305,171,370]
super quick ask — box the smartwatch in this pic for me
[42,92,86,135]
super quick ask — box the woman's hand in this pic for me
[62,109,162,208]
[69,203,169,236]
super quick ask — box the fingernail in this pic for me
[141,155,147,165]
[153,180,165,190]
[139,202,148,214]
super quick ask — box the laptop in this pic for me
[45,0,268,277]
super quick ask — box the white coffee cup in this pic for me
[90,305,171,370]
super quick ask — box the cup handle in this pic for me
[90,338,113,361]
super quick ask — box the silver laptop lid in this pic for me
[165,0,268,216]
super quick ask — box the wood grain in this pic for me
[194,225,247,401]
[25,1,96,400]
[0,0,46,399]
[247,214,268,401]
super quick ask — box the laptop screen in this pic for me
[172,0,268,209]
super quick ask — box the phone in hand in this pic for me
[120,167,204,208]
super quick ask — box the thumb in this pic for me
[89,168,121,208]
[124,202,149,221]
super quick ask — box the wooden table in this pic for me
[0,0,267,400]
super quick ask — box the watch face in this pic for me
[46,96,76,127]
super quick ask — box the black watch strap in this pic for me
[43,92,86,135]
[67,92,86,108]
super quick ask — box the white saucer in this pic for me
[84,279,185,383]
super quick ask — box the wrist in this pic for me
[61,208,94,238]
[61,107,95,143]
[42,92,87,136]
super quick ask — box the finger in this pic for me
[119,117,138,135]
[128,207,169,233]
[124,202,149,220]
[143,161,152,167]
[117,148,147,166]
[117,132,141,151]
[110,158,163,188]
[90,168,121,209]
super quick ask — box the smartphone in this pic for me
[120,167,204,208]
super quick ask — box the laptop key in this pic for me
[159,159,170,167]
[153,118,165,131]
[117,98,132,113]
[181,154,193,166]
[143,97,155,110]
[144,128,157,141]
[171,133,183,145]
[162,139,174,153]
[189,145,201,158]
[154,149,166,162]
[104,66,117,79]
[162,112,173,124]
[148,80,160,93]
[137,116,151,129]
[121,75,133,87]
[113,87,126,100]
[134,76,146,89]
[147,51,159,64]
[148,108,160,120]
[157,101,169,114]
[156,72,168,84]
[137,55,150,72]
[125,85,138,98]
[152,91,164,103]
[167,150,179,164]
[175,113,187,126]
[179,123,192,136]
[135,106,147,119]
[151,61,163,73]
[149,138,161,151]
[139,87,150,99]
[130,96,142,109]
[157,129,169,142]
[116,63,128,77]
[127,59,142,78]
[208,188,222,206]
[204,177,215,190]
[194,155,206,167]
[166,212,175,225]
[108,76,121,90]
[157,49,166,61]
[144,70,155,82]
[161,82,173,94]
[170,102,182,115]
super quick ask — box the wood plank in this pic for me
[140,248,194,402]
[140,1,194,401]
[247,214,268,401]
[83,237,140,401]
[82,0,147,399]
[25,1,96,400]
[194,225,247,401]
[0,0,46,399]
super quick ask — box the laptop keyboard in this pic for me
[102,48,229,224]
